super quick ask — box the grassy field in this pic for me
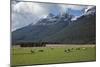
[11,44,96,66]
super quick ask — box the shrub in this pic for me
[50,48,54,50]
[64,50,67,52]
[71,48,74,50]
[64,49,70,53]
[76,48,80,50]
[68,49,71,52]
[30,50,35,53]
[38,50,44,52]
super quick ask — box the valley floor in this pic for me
[11,44,96,66]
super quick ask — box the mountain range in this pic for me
[12,6,96,44]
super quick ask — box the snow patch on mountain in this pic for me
[84,6,96,16]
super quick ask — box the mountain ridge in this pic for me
[12,6,96,44]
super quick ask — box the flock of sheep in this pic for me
[30,47,87,54]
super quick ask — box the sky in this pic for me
[11,0,94,31]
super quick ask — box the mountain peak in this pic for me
[47,13,55,18]
[84,6,96,16]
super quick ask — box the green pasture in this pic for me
[11,44,96,66]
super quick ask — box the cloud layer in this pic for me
[11,1,92,31]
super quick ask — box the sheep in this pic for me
[82,47,86,50]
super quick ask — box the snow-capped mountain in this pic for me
[35,13,58,25]
[71,6,96,21]
[12,5,96,44]
[84,6,96,16]
[34,12,73,25]
[12,1,95,31]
